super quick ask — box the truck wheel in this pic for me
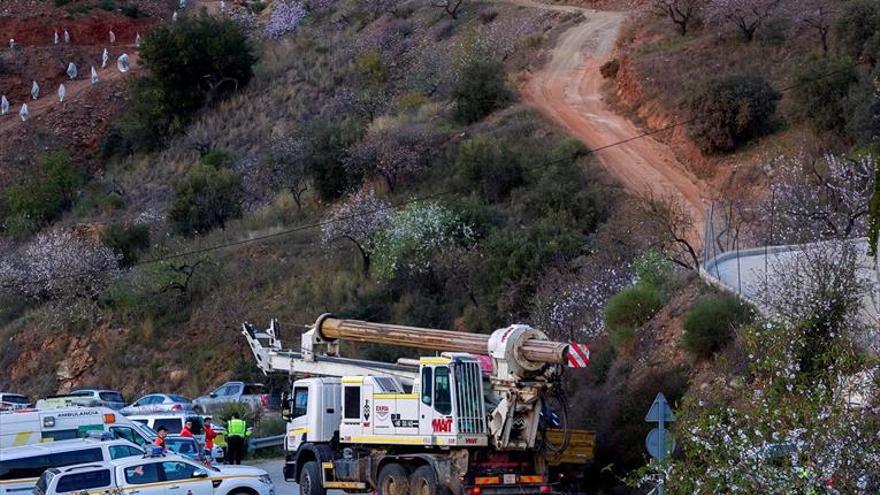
[409,465,447,495]
[378,463,409,495]
[299,461,325,495]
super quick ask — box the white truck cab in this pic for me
[34,455,274,495]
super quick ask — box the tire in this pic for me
[377,463,409,495]
[299,461,326,495]
[409,465,448,495]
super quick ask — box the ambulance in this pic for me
[0,407,157,449]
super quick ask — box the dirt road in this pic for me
[514,0,707,241]
[0,50,138,133]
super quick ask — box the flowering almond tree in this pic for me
[264,0,306,39]
[0,228,121,302]
[320,188,391,275]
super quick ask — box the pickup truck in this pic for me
[34,453,274,495]
[191,382,269,414]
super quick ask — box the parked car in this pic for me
[68,389,127,410]
[120,394,193,415]
[0,392,30,411]
[127,413,206,444]
[0,436,144,495]
[192,382,269,414]
[33,452,275,495]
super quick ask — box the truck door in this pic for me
[120,462,164,495]
[418,366,455,437]
[287,386,309,452]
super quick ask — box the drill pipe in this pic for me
[315,317,569,365]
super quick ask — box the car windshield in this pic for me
[2,395,29,404]
[68,391,93,397]
[168,395,190,403]
[133,422,159,440]
[100,392,125,402]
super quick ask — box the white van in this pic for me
[126,413,207,444]
[0,407,157,449]
[0,436,145,495]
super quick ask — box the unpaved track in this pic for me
[513,0,707,242]
[0,51,139,133]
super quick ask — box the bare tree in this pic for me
[760,153,876,245]
[0,228,120,303]
[707,0,782,42]
[653,0,706,36]
[320,188,391,275]
[269,137,310,210]
[635,194,701,270]
[781,0,836,54]
[433,0,463,19]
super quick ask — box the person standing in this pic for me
[179,420,194,438]
[226,413,247,465]
[154,426,168,452]
[203,418,218,464]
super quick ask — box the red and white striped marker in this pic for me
[566,343,590,368]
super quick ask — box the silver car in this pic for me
[68,389,127,410]
[119,394,193,415]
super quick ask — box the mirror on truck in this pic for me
[280,391,291,421]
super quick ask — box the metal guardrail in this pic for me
[249,434,285,450]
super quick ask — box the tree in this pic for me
[870,165,880,257]
[268,137,311,210]
[452,58,511,124]
[759,153,876,245]
[834,0,880,65]
[653,0,705,36]
[302,118,365,202]
[433,0,463,19]
[706,0,782,42]
[320,188,391,275]
[101,222,150,267]
[344,124,434,192]
[125,14,256,148]
[790,56,858,134]
[687,74,780,153]
[264,0,306,39]
[781,0,836,53]
[0,228,120,302]
[634,195,701,270]
[168,151,244,236]
[371,202,475,281]
[2,151,86,235]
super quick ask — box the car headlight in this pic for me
[258,474,272,485]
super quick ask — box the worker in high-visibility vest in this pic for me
[226,413,248,465]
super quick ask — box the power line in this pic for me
[1,61,867,288]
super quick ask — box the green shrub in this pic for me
[2,151,86,235]
[119,14,256,151]
[835,0,880,65]
[844,70,880,146]
[455,137,524,202]
[305,118,364,201]
[452,59,512,123]
[686,75,780,153]
[97,0,117,11]
[632,251,673,290]
[604,284,663,332]
[167,152,243,236]
[356,51,387,86]
[682,294,752,359]
[791,57,858,134]
[102,222,150,267]
[53,0,72,5]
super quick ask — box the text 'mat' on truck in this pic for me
[242,314,596,495]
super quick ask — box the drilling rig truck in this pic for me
[242,315,595,495]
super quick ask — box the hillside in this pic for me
[1,0,879,493]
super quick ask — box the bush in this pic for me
[844,70,880,146]
[304,118,364,201]
[120,14,256,150]
[604,284,663,332]
[455,137,524,202]
[168,151,243,236]
[97,0,117,11]
[686,75,780,153]
[682,294,752,359]
[2,151,86,235]
[121,3,147,18]
[790,57,858,134]
[101,222,150,267]
[632,251,673,290]
[452,59,512,123]
[835,0,880,65]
